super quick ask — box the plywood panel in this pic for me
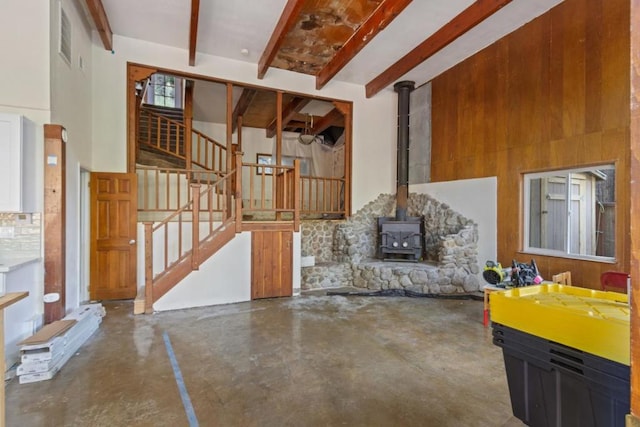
[430,0,630,289]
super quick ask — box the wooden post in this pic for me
[237,115,243,152]
[143,222,154,314]
[235,152,243,233]
[629,1,640,424]
[184,81,194,168]
[43,125,66,323]
[226,83,233,220]
[191,183,201,268]
[275,91,283,221]
[293,159,300,232]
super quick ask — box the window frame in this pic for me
[522,164,616,263]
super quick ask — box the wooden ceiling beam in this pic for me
[311,108,343,135]
[188,0,200,66]
[365,0,513,98]
[258,0,305,79]
[266,97,310,138]
[84,0,113,51]
[315,0,412,90]
[231,89,258,133]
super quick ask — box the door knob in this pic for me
[129,239,136,245]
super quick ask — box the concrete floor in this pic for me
[7,291,525,427]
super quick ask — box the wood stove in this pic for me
[377,80,424,262]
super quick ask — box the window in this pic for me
[523,165,615,261]
[146,74,182,108]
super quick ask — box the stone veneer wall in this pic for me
[301,193,480,293]
[0,213,41,258]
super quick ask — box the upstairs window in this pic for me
[523,165,616,261]
[146,74,182,108]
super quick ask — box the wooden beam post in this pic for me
[226,83,234,220]
[43,125,66,324]
[275,91,283,221]
[235,152,243,233]
[184,82,194,169]
[628,0,640,424]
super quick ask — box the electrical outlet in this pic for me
[0,226,15,238]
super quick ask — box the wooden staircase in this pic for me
[135,98,241,313]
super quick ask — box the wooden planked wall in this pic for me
[430,0,630,289]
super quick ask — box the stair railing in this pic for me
[142,153,244,312]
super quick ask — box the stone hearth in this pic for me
[301,193,480,294]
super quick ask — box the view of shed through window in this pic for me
[524,165,616,260]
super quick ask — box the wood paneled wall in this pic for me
[431,0,630,288]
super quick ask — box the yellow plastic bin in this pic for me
[490,284,630,427]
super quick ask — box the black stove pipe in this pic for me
[393,80,415,222]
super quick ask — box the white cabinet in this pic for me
[0,113,37,212]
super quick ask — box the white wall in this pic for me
[152,232,252,311]
[410,177,497,280]
[92,34,397,212]
[49,0,95,313]
[0,1,51,360]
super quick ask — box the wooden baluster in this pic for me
[293,159,300,231]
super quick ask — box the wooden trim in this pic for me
[188,0,200,66]
[127,61,351,104]
[266,97,310,138]
[127,64,157,173]
[243,222,295,232]
[315,0,412,89]
[0,292,28,426]
[84,0,113,51]
[257,0,305,79]
[365,0,513,98]
[630,0,640,418]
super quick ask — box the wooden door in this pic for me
[90,173,138,300]
[251,230,293,299]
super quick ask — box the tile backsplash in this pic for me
[0,213,41,258]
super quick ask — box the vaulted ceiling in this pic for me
[86,0,564,97]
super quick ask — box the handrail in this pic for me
[145,169,237,288]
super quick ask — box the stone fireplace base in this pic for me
[301,193,481,294]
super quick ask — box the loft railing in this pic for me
[300,176,345,215]
[136,166,226,213]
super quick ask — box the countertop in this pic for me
[0,256,41,273]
